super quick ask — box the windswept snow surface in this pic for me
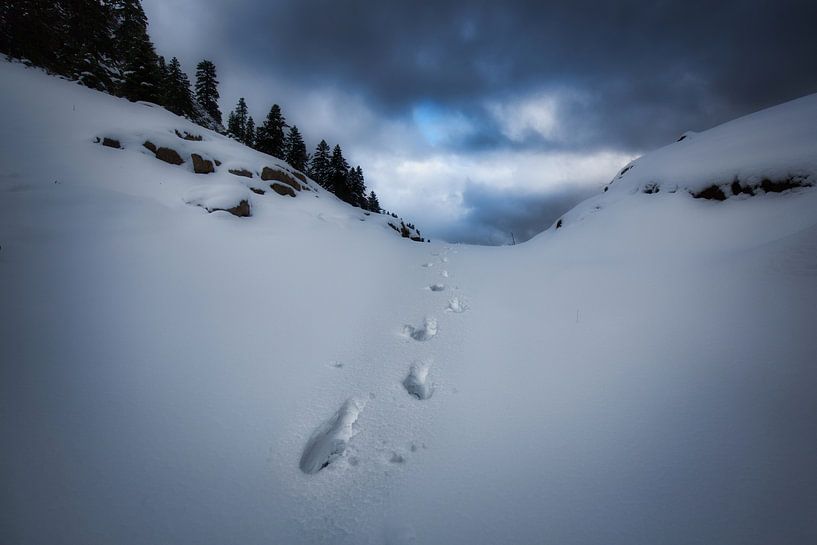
[2,60,817,545]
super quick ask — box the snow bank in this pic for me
[609,92,817,195]
[183,184,251,215]
[545,92,817,238]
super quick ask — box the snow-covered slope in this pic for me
[0,59,423,242]
[2,59,816,545]
[542,91,817,252]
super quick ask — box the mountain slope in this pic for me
[1,60,816,545]
[0,59,422,241]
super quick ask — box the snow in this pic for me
[607,93,817,194]
[2,59,817,545]
[402,360,433,400]
[183,184,250,213]
[299,398,365,474]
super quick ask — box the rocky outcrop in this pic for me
[229,168,253,178]
[691,184,727,201]
[271,183,296,197]
[292,171,307,183]
[195,200,252,217]
[250,188,265,195]
[191,153,214,174]
[155,146,184,165]
[261,167,301,191]
[174,129,202,141]
[225,200,251,217]
[141,141,185,165]
[101,137,120,149]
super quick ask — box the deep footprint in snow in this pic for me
[299,398,364,474]
[421,262,434,268]
[403,361,433,400]
[441,270,449,278]
[446,296,467,313]
[402,317,438,341]
[428,283,445,292]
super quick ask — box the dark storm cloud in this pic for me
[438,182,599,246]
[206,0,817,150]
[144,0,817,244]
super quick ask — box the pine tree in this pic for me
[63,0,116,92]
[113,0,162,104]
[284,125,308,172]
[227,97,249,141]
[347,165,367,208]
[0,1,68,75]
[255,104,287,158]
[367,191,381,213]
[226,110,239,139]
[194,59,221,125]
[244,116,256,148]
[164,56,195,118]
[0,1,115,89]
[308,140,332,188]
[156,54,169,104]
[157,54,168,78]
[330,145,351,202]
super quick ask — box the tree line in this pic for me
[225,97,380,212]
[0,0,381,212]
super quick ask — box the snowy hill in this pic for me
[2,58,817,545]
[534,91,817,260]
[0,60,423,242]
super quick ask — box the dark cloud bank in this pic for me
[146,0,817,244]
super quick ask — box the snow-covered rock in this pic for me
[183,184,252,216]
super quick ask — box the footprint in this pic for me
[428,284,445,292]
[299,398,364,474]
[403,361,433,400]
[446,296,467,313]
[421,262,434,268]
[402,317,437,341]
[390,452,406,464]
[440,256,449,263]
[441,270,449,278]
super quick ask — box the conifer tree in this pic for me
[284,125,308,172]
[194,59,221,125]
[164,56,195,118]
[227,97,249,141]
[226,110,239,139]
[308,140,332,188]
[156,54,169,104]
[367,191,381,213]
[244,116,256,148]
[0,1,69,75]
[157,54,168,78]
[330,145,351,202]
[347,165,367,208]
[113,0,162,103]
[63,0,116,92]
[256,104,287,158]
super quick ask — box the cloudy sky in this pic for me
[143,0,817,244]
